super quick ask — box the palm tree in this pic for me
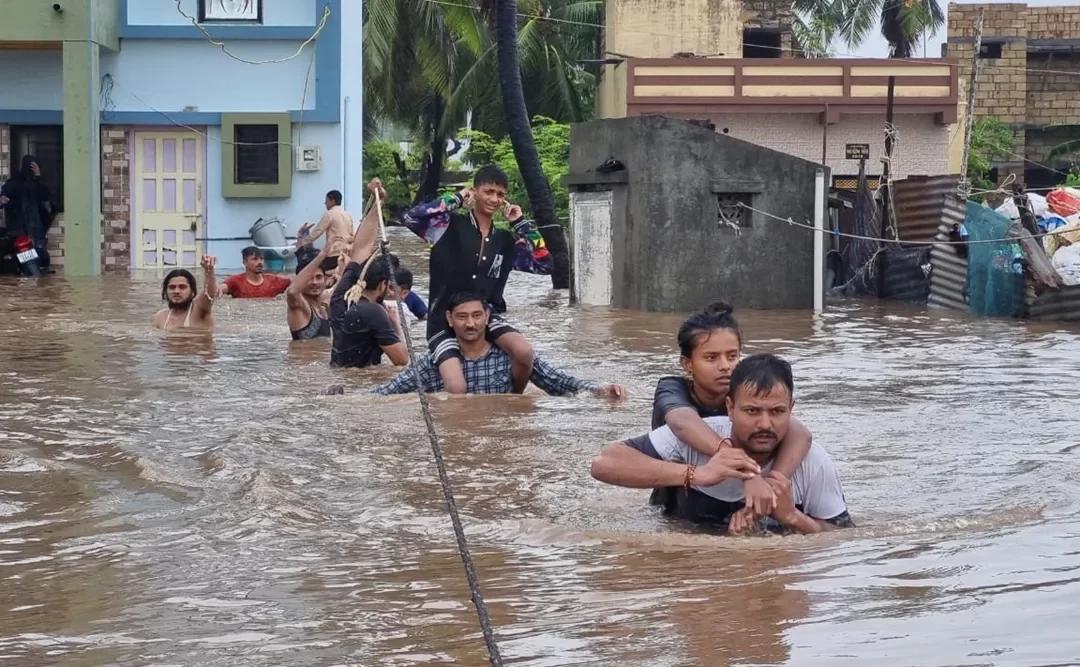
[479,0,573,288]
[821,0,945,58]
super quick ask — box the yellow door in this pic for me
[134,131,204,268]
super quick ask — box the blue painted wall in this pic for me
[102,40,317,115]
[128,0,316,27]
[0,0,359,272]
[207,123,342,267]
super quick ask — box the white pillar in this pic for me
[339,0,363,207]
[813,168,825,312]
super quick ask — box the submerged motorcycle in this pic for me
[0,231,44,276]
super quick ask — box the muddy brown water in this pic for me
[1,229,1079,666]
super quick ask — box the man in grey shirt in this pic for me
[591,354,854,535]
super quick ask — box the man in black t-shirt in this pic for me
[328,250,410,369]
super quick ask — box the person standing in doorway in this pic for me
[220,246,291,298]
[0,155,57,271]
[295,189,355,257]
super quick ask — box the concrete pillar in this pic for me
[339,0,363,207]
[62,39,101,275]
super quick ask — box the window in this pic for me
[199,0,262,23]
[221,113,292,198]
[743,29,782,58]
[235,124,279,185]
[10,125,64,213]
[979,42,1003,59]
[717,194,752,229]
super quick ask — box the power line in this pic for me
[416,0,1080,79]
[172,0,331,65]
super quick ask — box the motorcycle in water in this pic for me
[0,232,44,276]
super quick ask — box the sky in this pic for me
[846,0,1075,58]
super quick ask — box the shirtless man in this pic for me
[286,245,337,340]
[296,189,354,257]
[153,255,220,330]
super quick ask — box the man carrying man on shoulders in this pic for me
[368,291,625,398]
[590,354,854,535]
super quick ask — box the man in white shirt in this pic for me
[590,353,854,535]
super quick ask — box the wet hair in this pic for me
[362,255,392,290]
[161,269,196,300]
[295,254,339,275]
[241,246,263,261]
[447,291,486,312]
[677,301,742,358]
[326,189,343,206]
[728,354,794,402]
[395,267,414,290]
[473,165,508,189]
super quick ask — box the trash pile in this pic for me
[993,187,1080,285]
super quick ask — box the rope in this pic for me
[738,201,1073,246]
[369,191,505,667]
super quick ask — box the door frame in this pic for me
[128,126,208,270]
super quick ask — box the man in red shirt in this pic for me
[220,246,291,298]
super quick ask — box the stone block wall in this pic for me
[100,128,130,271]
[1025,5,1080,39]
[743,0,794,56]
[1026,53,1080,128]
[0,124,7,229]
[949,3,1080,182]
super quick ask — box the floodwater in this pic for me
[2,229,1080,667]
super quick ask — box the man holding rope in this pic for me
[326,180,410,368]
[389,166,553,395]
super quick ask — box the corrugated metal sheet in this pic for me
[881,247,932,305]
[893,175,963,243]
[927,195,969,311]
[1026,284,1080,321]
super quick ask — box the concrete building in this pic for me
[597,0,958,188]
[0,0,361,274]
[946,3,1080,188]
[568,115,826,312]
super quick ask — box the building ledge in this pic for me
[624,58,958,125]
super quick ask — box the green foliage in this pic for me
[361,141,414,211]
[968,117,1013,198]
[461,117,571,223]
[1059,172,1080,188]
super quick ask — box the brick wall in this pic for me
[0,124,8,229]
[705,113,950,179]
[100,128,130,271]
[1025,4,1080,39]
[743,0,794,56]
[1026,53,1080,127]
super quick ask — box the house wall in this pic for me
[0,0,355,273]
[706,113,949,179]
[948,2,1080,183]
[126,0,316,27]
[569,115,824,312]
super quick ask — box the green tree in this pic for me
[967,117,1013,198]
[814,0,944,59]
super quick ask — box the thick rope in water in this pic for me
[367,192,505,666]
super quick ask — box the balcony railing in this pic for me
[625,58,958,124]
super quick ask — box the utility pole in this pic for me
[958,8,985,198]
[878,75,896,296]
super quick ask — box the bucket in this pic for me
[249,217,288,248]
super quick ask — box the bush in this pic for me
[361,141,413,212]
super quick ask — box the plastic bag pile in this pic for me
[994,187,1080,285]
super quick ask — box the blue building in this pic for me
[0,0,361,274]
